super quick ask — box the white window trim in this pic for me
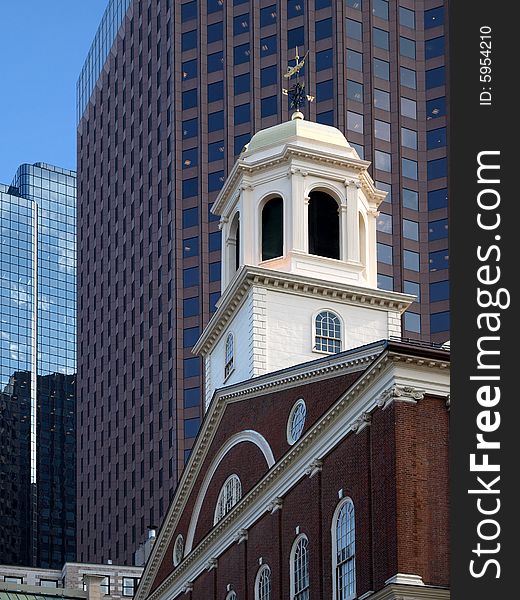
[286,398,307,445]
[254,564,272,600]
[214,473,242,525]
[226,591,238,600]
[224,332,235,381]
[312,309,343,355]
[173,533,184,567]
[290,533,310,600]
[331,498,356,600]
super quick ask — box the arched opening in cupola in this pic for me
[261,197,283,261]
[308,191,340,260]
[228,212,240,275]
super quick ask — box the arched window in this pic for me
[333,499,356,600]
[225,333,234,378]
[214,474,242,524]
[173,534,184,567]
[308,191,340,259]
[290,535,309,600]
[255,565,271,600]
[287,399,306,445]
[262,197,283,261]
[314,311,342,354]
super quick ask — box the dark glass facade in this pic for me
[0,164,76,568]
[77,0,449,564]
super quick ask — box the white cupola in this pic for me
[194,114,414,408]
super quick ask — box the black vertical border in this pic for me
[450,1,515,597]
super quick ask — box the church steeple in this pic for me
[194,117,414,408]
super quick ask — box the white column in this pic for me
[291,168,308,252]
[339,204,348,261]
[346,180,360,262]
[240,184,255,265]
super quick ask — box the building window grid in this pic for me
[224,333,234,378]
[291,535,310,600]
[173,534,184,567]
[315,311,342,353]
[287,399,307,445]
[255,565,272,600]
[214,474,242,524]
[335,499,356,600]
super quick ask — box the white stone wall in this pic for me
[265,288,389,374]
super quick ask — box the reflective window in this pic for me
[182,30,197,51]
[210,291,221,312]
[426,66,446,89]
[317,49,333,71]
[261,5,277,27]
[427,127,447,149]
[235,133,251,155]
[182,88,197,110]
[182,147,198,169]
[183,117,198,138]
[261,34,277,57]
[122,578,140,597]
[173,535,184,567]
[426,97,446,120]
[374,58,390,80]
[208,80,224,102]
[261,65,278,87]
[256,565,272,600]
[209,231,222,252]
[234,42,251,64]
[208,51,224,72]
[183,296,199,316]
[316,18,333,40]
[234,73,250,95]
[404,280,420,301]
[378,274,394,291]
[404,250,420,272]
[372,0,388,20]
[377,243,393,265]
[183,327,200,348]
[208,110,224,132]
[375,150,391,172]
[291,536,310,600]
[315,311,342,354]
[184,416,200,437]
[288,0,305,18]
[403,219,419,241]
[233,13,250,35]
[431,311,450,333]
[428,250,449,271]
[261,95,278,117]
[183,207,198,228]
[317,0,333,8]
[428,157,447,180]
[429,218,449,241]
[376,180,392,202]
[183,237,199,258]
[334,499,356,600]
[374,88,390,110]
[208,0,224,13]
[401,127,417,149]
[400,7,415,28]
[403,189,419,210]
[209,261,221,282]
[401,97,416,119]
[346,19,362,41]
[346,80,363,102]
[208,140,225,162]
[214,474,242,523]
[351,142,364,159]
[288,26,305,49]
[428,188,448,210]
[402,158,418,180]
[207,21,223,43]
[287,399,307,443]
[183,267,199,288]
[317,80,334,101]
[346,0,361,8]
[182,177,198,198]
[374,119,390,141]
[400,67,416,89]
[400,37,416,58]
[317,111,334,126]
[426,36,445,59]
[184,387,200,408]
[209,171,225,193]
[373,27,389,50]
[181,1,197,22]
[404,312,421,333]
[234,103,250,125]
[346,49,363,71]
[425,6,444,29]
[347,111,363,133]
[376,212,392,233]
[182,59,197,80]
[430,280,449,302]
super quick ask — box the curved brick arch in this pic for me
[185,429,275,553]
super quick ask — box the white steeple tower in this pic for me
[194,114,414,407]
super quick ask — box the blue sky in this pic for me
[0,1,108,183]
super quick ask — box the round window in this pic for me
[173,534,184,567]
[287,399,307,445]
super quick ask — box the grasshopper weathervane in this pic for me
[282,47,315,113]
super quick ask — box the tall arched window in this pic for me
[290,535,309,600]
[308,191,340,259]
[314,311,342,354]
[333,499,356,600]
[255,565,271,600]
[225,333,234,378]
[214,474,242,524]
[262,197,283,261]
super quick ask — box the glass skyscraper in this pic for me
[77,0,448,564]
[0,163,76,568]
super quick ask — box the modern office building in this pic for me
[0,163,76,568]
[76,0,449,564]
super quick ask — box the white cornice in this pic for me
[192,266,414,357]
[135,348,449,600]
